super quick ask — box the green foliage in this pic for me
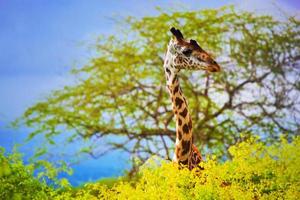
[16,6,300,170]
[0,147,52,200]
[0,147,72,200]
[95,177,124,188]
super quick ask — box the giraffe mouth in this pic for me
[207,65,221,72]
[207,64,221,73]
[195,57,221,73]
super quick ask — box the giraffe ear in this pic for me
[190,39,203,50]
[170,27,184,40]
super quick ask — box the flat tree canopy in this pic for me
[17,6,300,170]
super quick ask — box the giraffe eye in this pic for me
[182,49,192,56]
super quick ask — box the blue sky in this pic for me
[0,0,299,185]
[0,0,299,122]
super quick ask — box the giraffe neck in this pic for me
[163,50,193,164]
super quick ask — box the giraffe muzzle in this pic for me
[207,62,221,72]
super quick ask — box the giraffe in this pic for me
[164,27,221,170]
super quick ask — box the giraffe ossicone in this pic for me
[164,27,221,170]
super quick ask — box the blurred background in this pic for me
[0,0,299,186]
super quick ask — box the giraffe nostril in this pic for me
[210,60,217,65]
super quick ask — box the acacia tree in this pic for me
[18,6,300,169]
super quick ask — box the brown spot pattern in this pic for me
[173,85,179,94]
[180,108,188,118]
[181,140,191,156]
[182,124,189,134]
[175,97,183,108]
[172,75,177,84]
[188,119,192,129]
[166,68,171,76]
[177,130,182,140]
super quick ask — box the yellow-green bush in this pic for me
[53,137,300,200]
[1,137,300,200]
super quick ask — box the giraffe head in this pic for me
[167,27,221,73]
